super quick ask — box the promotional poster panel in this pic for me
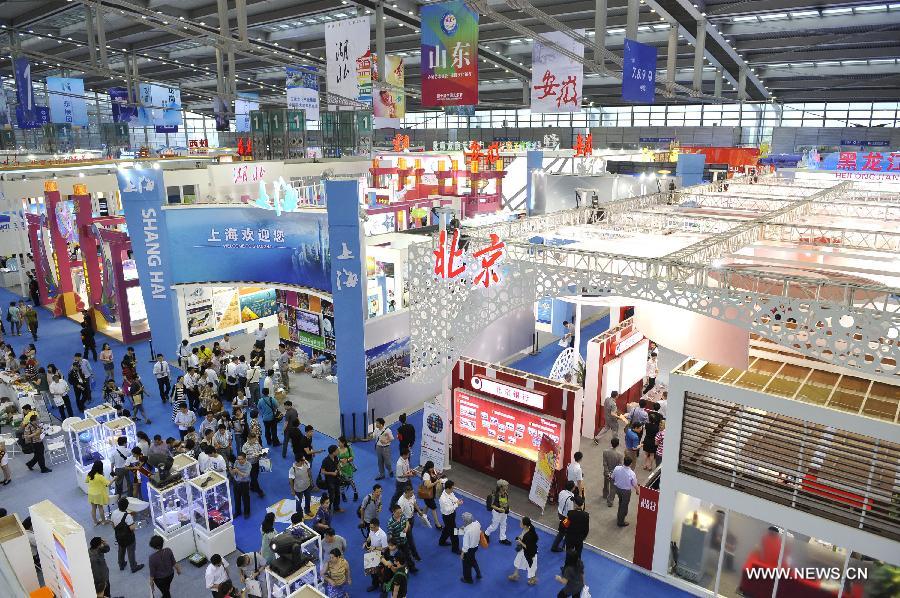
[373,55,405,128]
[531,31,584,113]
[286,67,319,121]
[325,17,371,104]
[109,87,136,123]
[137,83,182,128]
[239,287,277,321]
[421,401,449,470]
[234,93,259,132]
[165,207,332,292]
[420,1,479,107]
[46,77,89,126]
[454,388,563,462]
[622,38,658,104]
[365,336,411,394]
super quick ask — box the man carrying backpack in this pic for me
[484,479,512,545]
[358,484,383,538]
[111,498,144,573]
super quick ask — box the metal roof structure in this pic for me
[1,0,898,110]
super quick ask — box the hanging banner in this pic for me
[421,0,479,107]
[235,92,259,132]
[420,401,449,471]
[109,87,136,123]
[286,66,320,122]
[46,77,89,126]
[622,38,657,104]
[14,57,36,117]
[0,87,10,127]
[137,83,182,129]
[15,105,50,129]
[213,96,229,131]
[531,31,584,113]
[528,434,560,510]
[325,17,371,104]
[373,55,405,128]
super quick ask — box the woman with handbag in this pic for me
[508,516,539,585]
[23,412,51,473]
[419,461,443,529]
[322,548,352,598]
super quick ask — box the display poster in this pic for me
[536,297,552,325]
[213,96,229,131]
[421,401,449,471]
[96,234,119,324]
[453,388,564,462]
[420,1,479,107]
[325,17,371,104]
[213,287,241,330]
[530,31,584,113]
[286,67,319,121]
[528,434,560,510]
[137,83,182,128]
[239,287,277,322]
[109,87,136,123]
[235,92,259,132]
[46,77,89,126]
[184,287,214,336]
[622,38,657,104]
[365,336,411,394]
[164,207,331,292]
[14,57,36,122]
[373,55,405,128]
[16,105,50,129]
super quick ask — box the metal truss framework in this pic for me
[409,179,900,384]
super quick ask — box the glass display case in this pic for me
[171,454,199,480]
[102,416,136,450]
[148,480,191,535]
[188,472,232,533]
[84,404,116,424]
[265,522,322,598]
[68,417,106,470]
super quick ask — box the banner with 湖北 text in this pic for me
[325,17,371,106]
[531,31,584,113]
[528,434,560,510]
[420,1,479,107]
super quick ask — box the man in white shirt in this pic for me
[658,390,668,418]
[174,405,197,440]
[221,333,234,355]
[396,486,423,561]
[550,480,576,552]
[372,418,394,480]
[204,554,229,597]
[225,356,240,401]
[391,446,413,506]
[48,373,73,420]
[438,480,463,553]
[199,412,219,438]
[253,323,267,350]
[153,354,171,403]
[177,340,191,370]
[645,351,659,392]
[110,436,134,498]
[236,355,249,389]
[567,451,585,497]
[364,519,388,592]
[612,457,639,527]
[246,363,261,405]
[459,512,483,584]
[188,348,201,369]
[199,446,227,474]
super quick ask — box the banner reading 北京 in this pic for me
[421,1,479,107]
[325,17,371,106]
[286,67,319,121]
[622,38,658,104]
[47,77,89,126]
[531,31,584,113]
[528,434,560,510]
[420,401,449,471]
[373,55,405,129]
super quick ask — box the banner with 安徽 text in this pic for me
[325,17,371,105]
[373,55,405,128]
[286,67,319,121]
[528,434,560,510]
[622,38,657,104]
[47,77,89,126]
[531,31,584,113]
[421,1,479,107]
[420,401,448,471]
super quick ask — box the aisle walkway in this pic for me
[508,314,610,377]
[0,288,687,598]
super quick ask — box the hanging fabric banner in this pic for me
[325,17,371,105]
[13,57,35,117]
[420,1,479,107]
[109,87,136,123]
[0,87,9,127]
[137,84,181,130]
[286,67,320,121]
[235,92,259,132]
[531,31,584,113]
[15,106,49,129]
[373,55,405,128]
[622,38,658,104]
[213,96,229,131]
[47,77,89,126]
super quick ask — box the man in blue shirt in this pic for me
[625,423,642,469]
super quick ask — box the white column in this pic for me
[375,2,386,88]
[594,0,607,68]
[692,18,706,93]
[714,69,723,97]
[666,24,678,94]
[738,67,748,101]
[96,6,108,69]
[626,0,639,40]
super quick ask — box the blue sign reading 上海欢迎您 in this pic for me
[622,39,657,104]
[165,207,332,292]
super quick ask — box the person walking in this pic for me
[438,480,462,553]
[396,413,415,455]
[550,481,576,553]
[257,388,281,447]
[321,444,344,513]
[129,376,151,424]
[86,460,111,525]
[68,357,88,412]
[246,361,261,406]
[420,461,443,528]
[49,372,73,420]
[508,516,538,585]
[231,452,252,519]
[373,418,393,480]
[336,436,358,502]
[387,503,419,574]
[23,412,51,473]
[625,422,643,467]
[563,496,589,558]
[567,451,585,498]
[613,456,639,527]
[148,534,181,598]
[277,343,291,391]
[655,420,666,467]
[459,512,482,584]
[555,552,585,598]
[391,446,413,507]
[363,518,389,592]
[81,320,98,361]
[643,403,662,471]
[28,272,40,308]
[153,354,172,403]
[242,430,266,498]
[358,484,383,538]
[602,437,624,507]
[111,498,144,573]
[593,390,621,444]
[396,486,424,561]
[484,479,511,544]
[7,301,20,336]
[99,343,115,382]
[645,351,659,393]
[23,303,38,341]
[289,454,313,517]
[89,537,112,597]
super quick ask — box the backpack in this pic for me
[357,494,372,520]
[315,466,328,490]
[485,491,493,511]
[114,513,135,545]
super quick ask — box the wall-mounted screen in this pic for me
[295,309,321,335]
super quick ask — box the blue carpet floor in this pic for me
[0,288,686,597]
[508,314,610,378]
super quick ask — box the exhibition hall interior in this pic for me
[0,0,897,597]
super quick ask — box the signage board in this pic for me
[471,375,545,409]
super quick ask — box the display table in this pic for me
[266,563,318,598]
[84,404,117,424]
[264,522,322,597]
[188,472,236,558]
[288,585,327,598]
[172,454,199,480]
